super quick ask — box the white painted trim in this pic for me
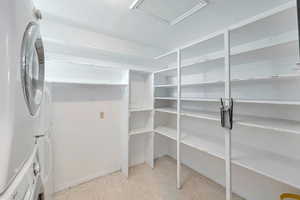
[54,168,120,193]
[224,30,232,200]
[121,70,130,178]
[176,49,182,189]
[55,157,156,193]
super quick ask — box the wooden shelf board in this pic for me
[155,125,300,189]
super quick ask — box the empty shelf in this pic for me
[181,80,224,87]
[155,107,219,122]
[178,30,297,70]
[155,97,177,100]
[155,126,177,140]
[130,128,153,136]
[182,109,220,121]
[154,84,177,88]
[155,108,177,114]
[154,67,177,76]
[181,98,220,102]
[50,79,128,86]
[156,106,300,134]
[155,125,300,189]
[234,99,300,106]
[130,107,153,112]
[231,31,297,62]
[235,115,300,135]
[181,74,300,88]
[231,74,300,83]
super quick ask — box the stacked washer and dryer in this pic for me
[36,84,54,200]
[0,0,53,199]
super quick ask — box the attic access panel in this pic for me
[130,0,208,25]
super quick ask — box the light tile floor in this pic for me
[54,156,244,200]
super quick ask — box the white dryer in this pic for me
[36,84,54,200]
[0,0,45,195]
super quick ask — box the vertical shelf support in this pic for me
[122,70,130,178]
[224,30,232,200]
[150,73,155,169]
[177,49,182,189]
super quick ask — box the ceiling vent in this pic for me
[130,0,208,26]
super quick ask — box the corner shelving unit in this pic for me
[153,1,300,199]
[122,69,154,177]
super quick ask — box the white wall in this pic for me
[51,83,127,192]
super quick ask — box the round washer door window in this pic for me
[21,22,45,116]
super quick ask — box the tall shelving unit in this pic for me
[153,1,299,199]
[122,70,154,177]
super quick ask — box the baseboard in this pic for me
[54,167,121,193]
[55,154,168,193]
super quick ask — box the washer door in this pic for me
[21,22,45,116]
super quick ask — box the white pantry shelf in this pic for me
[130,107,153,112]
[181,98,220,102]
[155,126,300,189]
[155,97,178,100]
[181,74,300,88]
[182,109,220,121]
[156,40,297,85]
[235,115,300,135]
[155,107,178,115]
[124,70,154,177]
[231,31,297,60]
[154,67,177,76]
[129,128,153,136]
[156,107,300,135]
[234,99,300,106]
[152,1,299,194]
[156,107,220,121]
[49,79,128,86]
[156,97,221,102]
[154,84,177,88]
[154,126,177,140]
[177,30,297,71]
